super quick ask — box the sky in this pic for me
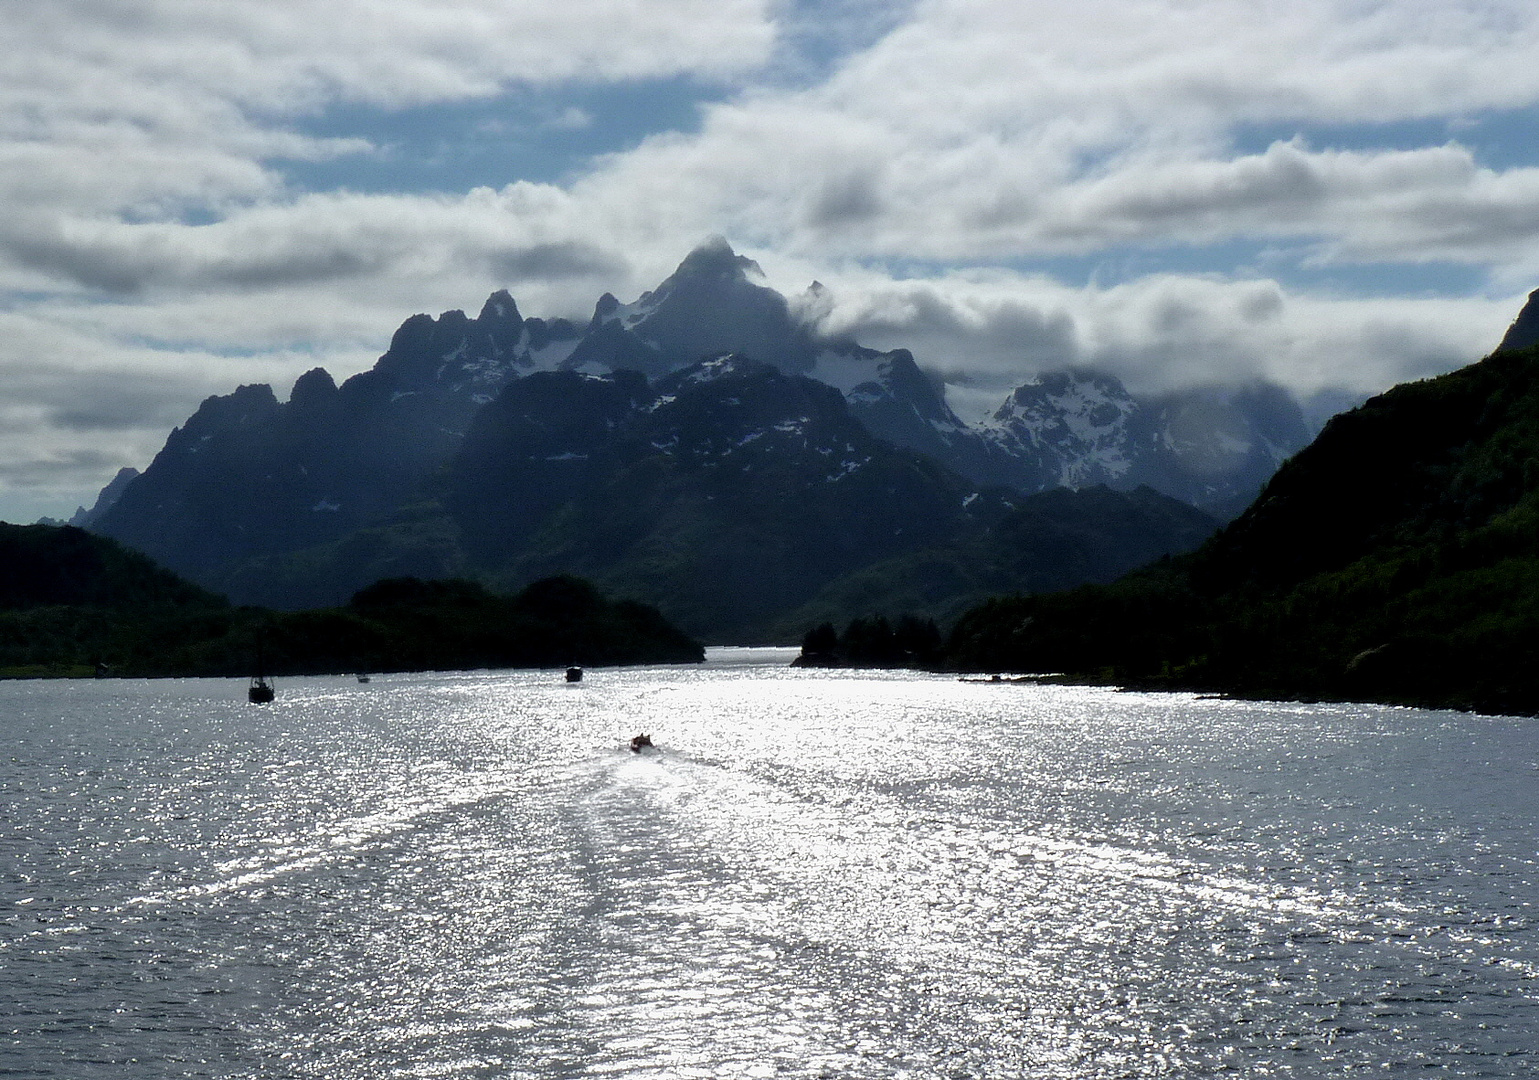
[7,0,1539,522]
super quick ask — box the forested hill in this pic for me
[0,523,702,678]
[1,522,225,611]
[944,345,1539,716]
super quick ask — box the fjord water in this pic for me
[3,653,1535,1078]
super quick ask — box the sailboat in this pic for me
[248,634,275,703]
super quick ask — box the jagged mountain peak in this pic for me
[589,292,621,328]
[1497,287,1539,353]
[288,366,338,409]
[562,239,813,377]
[836,348,960,429]
[84,243,1325,612]
[792,280,836,331]
[637,237,776,325]
[991,369,1137,438]
[1005,367,1131,402]
[187,382,281,428]
[367,293,529,397]
[975,366,1311,518]
[669,235,764,284]
[987,369,1138,489]
[68,466,140,529]
[478,288,518,319]
[611,238,765,327]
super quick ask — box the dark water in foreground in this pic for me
[2,650,1536,1077]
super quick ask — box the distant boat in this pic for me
[248,635,275,703]
[566,666,583,683]
[248,674,275,704]
[356,673,371,683]
[629,733,653,753]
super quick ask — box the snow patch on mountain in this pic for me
[620,294,663,334]
[827,456,868,481]
[680,355,746,384]
[810,349,882,395]
[985,371,1139,488]
[523,337,578,371]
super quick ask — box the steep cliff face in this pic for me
[1497,288,1539,353]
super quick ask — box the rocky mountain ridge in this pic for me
[90,345,1218,638]
[82,239,1313,636]
[204,355,1218,638]
[541,238,1312,517]
[87,238,1309,531]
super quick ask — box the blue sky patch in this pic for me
[275,75,733,194]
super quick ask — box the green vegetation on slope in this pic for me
[0,524,702,677]
[943,348,1539,716]
[791,615,945,669]
[763,484,1216,641]
[1,522,224,611]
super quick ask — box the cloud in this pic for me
[569,0,1539,262]
[485,241,628,283]
[9,0,1539,519]
[2,215,386,294]
[5,1,778,113]
[0,306,386,517]
[769,0,921,84]
[0,0,778,233]
[807,267,1515,399]
[541,107,595,133]
[0,186,638,298]
[0,359,206,504]
[1028,142,1539,259]
[16,1,1539,287]
[0,447,124,487]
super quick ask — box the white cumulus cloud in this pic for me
[6,0,1539,519]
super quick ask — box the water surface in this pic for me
[3,653,1535,1077]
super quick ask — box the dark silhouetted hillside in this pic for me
[944,347,1539,715]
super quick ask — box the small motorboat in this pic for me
[566,666,583,683]
[629,733,653,753]
[356,673,371,683]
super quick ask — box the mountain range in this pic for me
[945,310,1539,714]
[81,239,1314,640]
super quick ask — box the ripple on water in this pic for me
[1,668,1535,1078]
